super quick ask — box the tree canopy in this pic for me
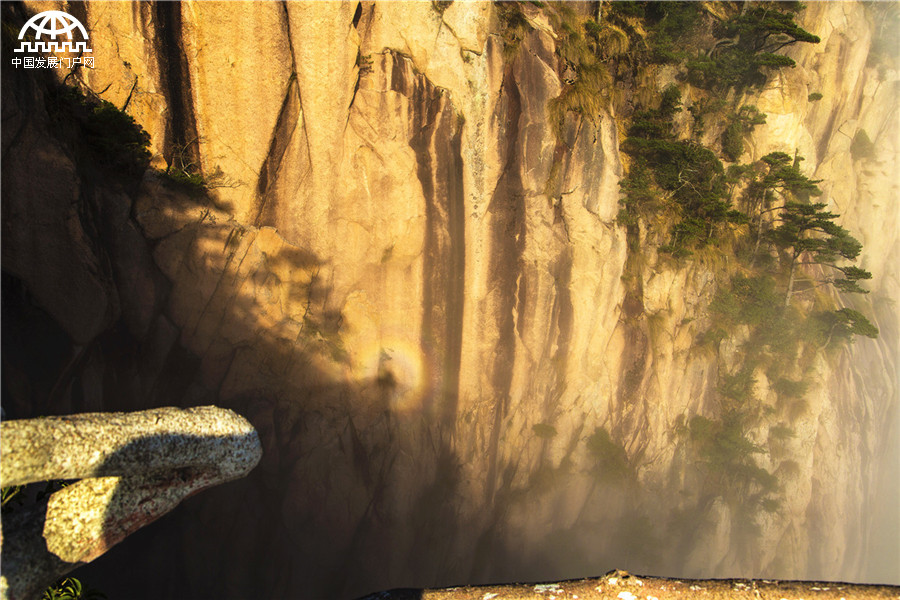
[688,3,820,91]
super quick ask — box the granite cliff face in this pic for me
[2,1,897,597]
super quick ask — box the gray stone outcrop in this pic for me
[0,406,261,600]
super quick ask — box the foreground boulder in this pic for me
[0,406,261,600]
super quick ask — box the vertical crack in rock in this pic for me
[66,1,89,42]
[483,65,526,505]
[617,224,650,424]
[391,54,466,433]
[444,124,467,431]
[254,77,302,228]
[547,249,574,415]
[347,2,366,114]
[153,1,200,171]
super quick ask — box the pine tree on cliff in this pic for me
[688,2,821,91]
[744,151,822,265]
[743,153,872,308]
[767,200,873,308]
[737,151,878,338]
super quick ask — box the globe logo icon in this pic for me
[16,10,92,54]
[20,10,89,42]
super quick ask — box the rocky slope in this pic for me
[2,1,897,597]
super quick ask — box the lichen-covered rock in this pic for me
[1,406,260,485]
[0,406,261,600]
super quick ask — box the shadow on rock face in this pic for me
[1,5,472,597]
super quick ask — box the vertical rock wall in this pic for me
[4,1,898,597]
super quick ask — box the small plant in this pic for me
[356,52,374,76]
[161,138,204,192]
[162,168,205,192]
[532,423,558,439]
[718,366,757,407]
[721,121,745,162]
[721,106,767,162]
[495,2,533,57]
[1,485,24,511]
[586,427,631,483]
[807,92,823,102]
[42,578,105,600]
[546,4,625,141]
[160,138,242,195]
